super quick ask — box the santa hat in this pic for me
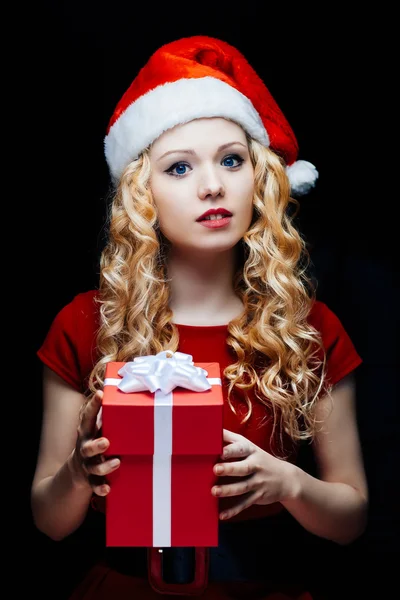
[104,36,318,196]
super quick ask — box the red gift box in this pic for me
[101,351,223,548]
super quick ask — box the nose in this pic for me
[198,167,225,200]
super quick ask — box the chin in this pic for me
[191,239,240,254]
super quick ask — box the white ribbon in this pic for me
[115,350,211,394]
[103,351,221,547]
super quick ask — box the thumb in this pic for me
[81,390,103,437]
[222,429,241,444]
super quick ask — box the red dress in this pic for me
[37,290,362,599]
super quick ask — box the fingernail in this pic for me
[215,466,224,474]
[212,486,221,496]
[98,439,108,449]
[110,459,120,468]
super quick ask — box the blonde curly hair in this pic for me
[89,136,328,445]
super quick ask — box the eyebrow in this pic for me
[156,141,247,162]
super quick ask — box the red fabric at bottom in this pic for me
[68,562,313,600]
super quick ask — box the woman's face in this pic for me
[149,118,254,255]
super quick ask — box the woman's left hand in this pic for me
[211,429,296,520]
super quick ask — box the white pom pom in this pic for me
[286,160,319,196]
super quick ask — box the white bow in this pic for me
[117,350,211,395]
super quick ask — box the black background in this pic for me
[20,3,397,598]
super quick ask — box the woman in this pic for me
[31,35,368,599]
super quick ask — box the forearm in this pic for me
[281,463,368,545]
[31,452,93,541]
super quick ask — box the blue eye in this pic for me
[222,154,244,168]
[164,154,244,177]
[165,162,191,177]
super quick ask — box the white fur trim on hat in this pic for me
[286,160,319,196]
[104,76,269,181]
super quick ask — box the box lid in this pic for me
[102,361,223,456]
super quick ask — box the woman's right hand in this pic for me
[70,389,120,496]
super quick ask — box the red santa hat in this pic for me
[104,35,318,196]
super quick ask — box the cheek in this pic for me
[157,197,186,225]
[237,178,255,220]
[233,167,254,200]
[150,181,190,239]
[151,178,178,220]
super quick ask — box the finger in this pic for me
[219,491,260,520]
[92,482,110,497]
[212,476,256,498]
[80,437,110,459]
[86,457,121,477]
[214,459,257,477]
[95,406,103,432]
[222,429,242,443]
[79,391,103,438]
[222,440,253,460]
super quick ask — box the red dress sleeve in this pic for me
[309,300,362,387]
[37,290,100,393]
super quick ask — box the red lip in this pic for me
[196,208,233,221]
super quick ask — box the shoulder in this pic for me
[54,289,100,328]
[308,299,343,337]
[37,289,101,392]
[64,288,100,314]
[309,299,337,324]
[308,299,362,386]
[67,289,100,322]
[39,288,101,354]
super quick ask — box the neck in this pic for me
[166,247,243,326]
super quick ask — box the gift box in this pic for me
[101,351,224,548]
